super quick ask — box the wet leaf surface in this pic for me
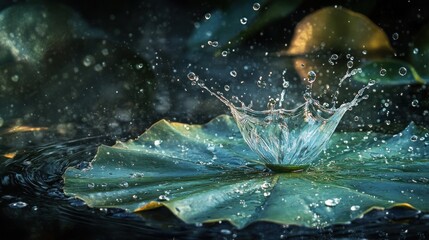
[64,115,429,229]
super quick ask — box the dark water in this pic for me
[1,0,429,239]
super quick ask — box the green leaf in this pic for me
[353,59,426,85]
[64,115,429,229]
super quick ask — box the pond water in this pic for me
[1,0,429,239]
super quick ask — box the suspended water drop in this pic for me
[362,50,367,55]
[136,63,144,69]
[282,80,289,88]
[411,99,419,107]
[324,198,341,207]
[240,17,248,25]
[221,51,228,57]
[257,77,266,88]
[347,60,353,69]
[32,206,38,211]
[410,135,418,142]
[82,55,95,67]
[187,72,198,81]
[398,67,407,76]
[354,116,359,121]
[303,92,312,101]
[87,183,95,188]
[330,54,339,60]
[230,70,237,77]
[9,201,28,208]
[413,48,419,54]
[204,13,211,20]
[307,70,317,83]
[385,120,391,126]
[368,80,376,86]
[94,64,103,72]
[253,3,261,11]
[224,85,230,91]
[267,98,276,109]
[11,75,19,82]
[220,229,232,235]
[263,192,271,197]
[208,40,219,47]
[380,68,387,76]
[392,32,399,40]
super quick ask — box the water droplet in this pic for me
[303,92,312,101]
[221,51,228,57]
[398,67,407,76]
[87,183,95,188]
[410,135,418,142]
[354,116,359,121]
[413,48,419,54]
[362,50,367,55]
[368,80,376,86]
[94,64,103,72]
[261,182,271,189]
[324,198,341,207]
[307,71,317,83]
[132,195,138,199]
[240,17,248,25]
[9,201,28,208]
[11,75,19,82]
[392,32,399,40]
[101,48,109,56]
[282,80,289,88]
[263,192,271,197]
[257,78,266,88]
[32,206,38,211]
[385,120,391,126]
[224,85,230,91]
[330,54,338,60]
[380,68,387,76]
[158,195,170,201]
[350,205,360,211]
[230,70,237,77]
[347,60,353,69]
[204,13,211,20]
[253,3,261,11]
[82,55,95,67]
[411,99,419,107]
[136,63,144,69]
[220,229,232,235]
[187,72,198,81]
[119,181,129,188]
[266,98,276,109]
[208,40,219,47]
[154,140,162,146]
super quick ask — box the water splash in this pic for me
[189,68,371,172]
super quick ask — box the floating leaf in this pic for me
[284,7,394,56]
[64,115,429,229]
[354,59,426,85]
